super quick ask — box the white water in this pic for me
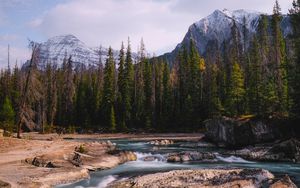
[135,152,166,162]
[215,153,255,163]
[57,140,300,187]
[96,175,117,188]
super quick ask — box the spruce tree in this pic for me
[289,0,300,116]
[227,62,245,116]
[271,0,289,114]
[124,38,134,128]
[0,96,15,133]
[102,47,117,130]
[117,42,127,131]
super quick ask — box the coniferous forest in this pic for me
[0,1,300,135]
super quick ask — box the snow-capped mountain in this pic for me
[162,9,292,61]
[35,34,120,68]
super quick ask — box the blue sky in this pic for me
[0,0,293,68]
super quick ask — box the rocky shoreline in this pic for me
[108,168,296,188]
[0,132,299,187]
[0,137,137,188]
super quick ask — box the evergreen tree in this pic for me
[124,38,134,128]
[289,0,300,116]
[226,62,245,116]
[143,58,152,130]
[248,36,263,115]
[117,42,127,131]
[102,47,117,130]
[0,96,15,132]
[271,0,289,114]
[162,61,172,129]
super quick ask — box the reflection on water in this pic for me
[57,139,300,188]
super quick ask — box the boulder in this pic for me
[270,175,297,188]
[224,139,300,163]
[0,180,11,188]
[109,168,275,188]
[142,156,162,162]
[204,117,279,148]
[149,139,174,146]
[167,152,216,162]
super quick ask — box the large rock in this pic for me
[225,139,300,163]
[167,152,216,162]
[270,175,297,188]
[109,168,275,188]
[148,139,174,146]
[0,180,11,188]
[204,117,279,147]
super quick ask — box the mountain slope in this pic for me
[162,9,292,62]
[35,34,119,68]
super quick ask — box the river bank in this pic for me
[0,133,203,187]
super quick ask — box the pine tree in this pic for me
[227,62,245,116]
[124,38,134,128]
[289,0,300,116]
[162,61,172,129]
[102,47,117,130]
[248,36,263,115]
[0,96,15,133]
[117,42,127,131]
[271,0,289,114]
[143,58,152,130]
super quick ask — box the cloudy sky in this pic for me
[0,0,293,68]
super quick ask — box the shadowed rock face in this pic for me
[204,117,279,148]
[0,180,11,188]
[108,168,274,188]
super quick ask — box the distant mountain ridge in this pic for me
[31,34,125,69]
[162,9,292,62]
[29,9,292,68]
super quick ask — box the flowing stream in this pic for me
[57,139,300,188]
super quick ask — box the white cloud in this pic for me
[27,18,43,28]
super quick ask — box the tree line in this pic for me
[0,0,300,134]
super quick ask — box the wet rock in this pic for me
[109,168,274,188]
[270,175,297,188]
[0,180,11,188]
[149,139,174,146]
[267,139,300,162]
[223,139,300,163]
[118,151,137,163]
[204,117,279,148]
[142,156,162,162]
[167,152,216,162]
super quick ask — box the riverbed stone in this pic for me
[109,168,275,188]
[0,180,11,188]
[149,139,174,146]
[270,175,297,188]
[167,152,216,162]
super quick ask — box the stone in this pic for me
[270,175,297,188]
[109,168,275,188]
[204,117,279,148]
[149,139,174,146]
[0,180,11,188]
[167,152,216,162]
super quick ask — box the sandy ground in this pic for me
[0,133,203,188]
